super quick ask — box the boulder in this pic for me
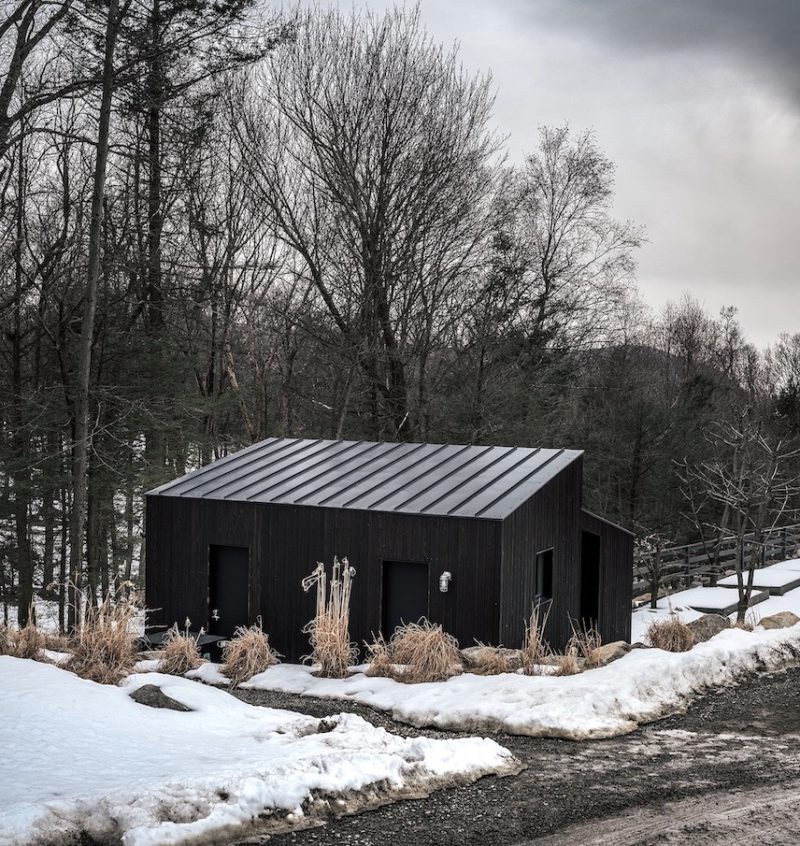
[461,645,524,673]
[686,614,730,644]
[760,611,800,630]
[586,641,631,667]
[129,684,192,712]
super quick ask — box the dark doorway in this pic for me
[580,532,601,625]
[382,561,429,637]
[208,545,249,639]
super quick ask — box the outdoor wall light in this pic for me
[439,571,453,592]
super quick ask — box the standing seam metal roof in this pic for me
[148,437,583,520]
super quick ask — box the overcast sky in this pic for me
[332,1,800,348]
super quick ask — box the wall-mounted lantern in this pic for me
[439,571,453,593]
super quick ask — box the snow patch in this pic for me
[0,658,517,846]
[242,625,800,740]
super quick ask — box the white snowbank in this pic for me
[0,658,517,846]
[240,625,800,740]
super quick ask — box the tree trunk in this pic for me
[68,0,120,630]
[146,0,164,332]
[12,127,33,627]
[59,480,68,632]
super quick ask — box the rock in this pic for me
[686,614,730,643]
[760,611,800,630]
[461,646,524,673]
[129,684,192,712]
[586,641,631,667]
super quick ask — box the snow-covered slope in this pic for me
[0,658,517,846]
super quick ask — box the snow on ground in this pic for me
[0,658,517,846]
[632,579,800,643]
[717,565,800,592]
[230,624,800,741]
[638,585,770,616]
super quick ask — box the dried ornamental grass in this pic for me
[521,603,552,675]
[466,642,514,676]
[646,615,695,653]
[0,624,14,656]
[222,621,281,687]
[159,623,205,676]
[13,620,47,661]
[385,619,462,684]
[554,645,581,676]
[302,557,357,678]
[569,621,602,666]
[67,593,140,684]
[364,634,394,678]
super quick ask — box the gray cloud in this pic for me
[527,0,800,104]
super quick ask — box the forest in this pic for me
[2,0,799,628]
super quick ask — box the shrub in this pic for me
[521,604,552,675]
[366,619,462,684]
[302,557,357,678]
[222,621,281,687]
[646,615,694,652]
[159,624,205,676]
[67,594,139,684]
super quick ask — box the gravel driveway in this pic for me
[231,665,800,846]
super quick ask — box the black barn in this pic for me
[145,437,633,659]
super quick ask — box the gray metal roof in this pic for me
[147,437,583,520]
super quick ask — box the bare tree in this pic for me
[680,414,800,622]
[515,126,643,351]
[236,5,499,440]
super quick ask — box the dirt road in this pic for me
[233,665,800,846]
[526,779,800,845]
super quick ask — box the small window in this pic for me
[535,548,554,602]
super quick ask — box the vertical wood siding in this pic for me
[145,495,503,661]
[144,453,632,660]
[582,510,634,643]
[498,457,584,650]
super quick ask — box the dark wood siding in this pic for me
[145,449,633,660]
[582,510,634,643]
[498,456,583,650]
[145,496,503,661]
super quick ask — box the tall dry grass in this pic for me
[646,615,694,652]
[521,603,552,675]
[159,623,205,675]
[302,557,357,678]
[13,620,47,660]
[67,593,140,684]
[222,620,281,687]
[467,642,514,675]
[366,619,462,683]
[364,633,394,678]
[0,624,11,656]
[569,620,602,666]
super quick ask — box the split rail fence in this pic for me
[633,523,800,597]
